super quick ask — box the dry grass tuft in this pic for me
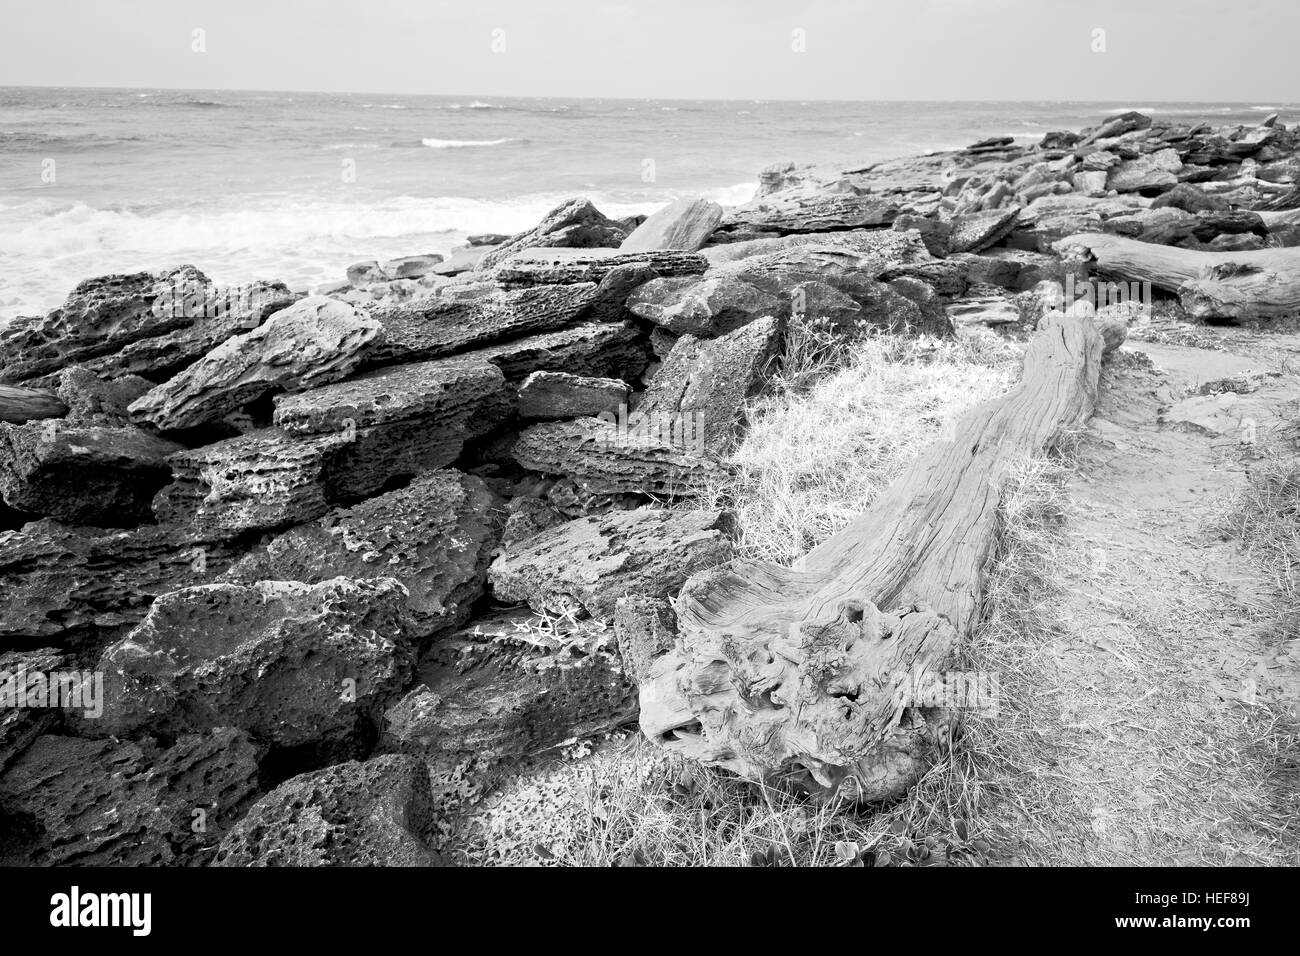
[701,326,1023,564]
[1218,444,1300,634]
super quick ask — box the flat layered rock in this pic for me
[478,197,628,271]
[517,371,629,419]
[716,193,899,239]
[53,366,151,424]
[367,283,599,365]
[0,421,180,525]
[212,754,441,867]
[152,429,349,534]
[948,205,1021,253]
[86,577,414,753]
[636,315,784,454]
[1107,147,1183,193]
[511,416,724,495]
[227,470,500,638]
[493,247,708,286]
[382,611,636,768]
[0,520,240,643]
[442,321,648,382]
[273,360,512,500]
[129,296,383,431]
[627,275,780,336]
[489,506,734,619]
[619,197,725,252]
[0,729,261,866]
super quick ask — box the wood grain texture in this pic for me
[639,312,1118,798]
[1058,232,1300,320]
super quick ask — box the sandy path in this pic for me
[992,331,1300,865]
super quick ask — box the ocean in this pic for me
[1,87,1294,322]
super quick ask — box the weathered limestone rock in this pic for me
[0,520,239,643]
[273,360,512,500]
[227,471,500,638]
[716,193,898,239]
[490,506,734,619]
[129,296,383,431]
[382,610,637,765]
[212,755,441,867]
[613,595,678,686]
[511,417,724,495]
[636,315,784,453]
[478,198,628,270]
[444,321,648,383]
[381,254,444,279]
[1150,182,1231,214]
[86,578,414,753]
[0,729,262,866]
[367,283,599,365]
[0,267,205,384]
[0,420,180,525]
[0,268,296,386]
[619,197,725,252]
[723,246,952,337]
[627,275,780,336]
[152,430,348,534]
[493,247,708,286]
[516,371,629,419]
[948,205,1021,253]
[54,366,151,424]
[1107,147,1183,193]
[500,495,566,547]
[1101,206,1199,245]
[892,214,952,256]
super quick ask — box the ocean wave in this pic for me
[446,101,499,110]
[421,137,513,148]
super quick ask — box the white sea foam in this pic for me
[421,137,513,148]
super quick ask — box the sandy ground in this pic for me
[985,326,1300,865]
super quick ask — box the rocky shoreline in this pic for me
[2,109,1299,865]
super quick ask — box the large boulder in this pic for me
[85,577,414,754]
[212,755,441,867]
[619,197,724,252]
[948,205,1021,253]
[367,283,600,366]
[0,729,262,866]
[273,359,512,500]
[626,275,780,336]
[129,296,383,431]
[443,321,647,382]
[716,192,898,240]
[0,267,296,386]
[0,420,180,525]
[227,471,500,638]
[489,506,734,620]
[1106,147,1183,193]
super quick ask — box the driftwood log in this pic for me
[0,386,67,424]
[639,312,1123,800]
[1058,232,1300,321]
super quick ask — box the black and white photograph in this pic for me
[0,0,1294,925]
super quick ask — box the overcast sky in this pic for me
[1,0,1295,101]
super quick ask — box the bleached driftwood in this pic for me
[639,312,1123,800]
[1057,233,1300,321]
